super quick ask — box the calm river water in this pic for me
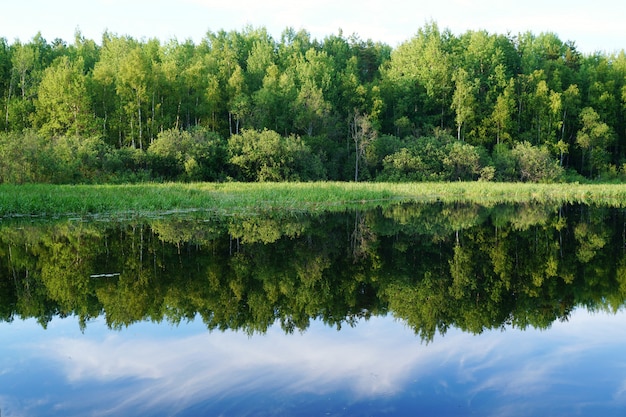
[1,202,626,416]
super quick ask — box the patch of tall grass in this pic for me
[2,182,626,218]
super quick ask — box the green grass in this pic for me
[2,181,626,218]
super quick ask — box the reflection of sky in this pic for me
[1,310,626,416]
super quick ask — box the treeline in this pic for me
[0,23,625,183]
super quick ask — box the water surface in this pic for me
[1,202,625,416]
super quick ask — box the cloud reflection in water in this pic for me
[4,310,626,416]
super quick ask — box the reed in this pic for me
[2,182,626,218]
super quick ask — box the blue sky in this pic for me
[1,0,625,53]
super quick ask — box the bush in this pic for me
[228,129,325,182]
[443,141,483,181]
[147,127,228,181]
[50,135,110,183]
[0,131,114,184]
[302,135,344,181]
[511,141,564,182]
[377,134,488,182]
[491,143,517,181]
[365,134,406,176]
[0,130,49,183]
[102,147,152,183]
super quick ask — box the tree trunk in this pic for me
[354,138,359,182]
[137,93,143,150]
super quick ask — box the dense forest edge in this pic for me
[1,22,626,184]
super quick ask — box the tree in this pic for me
[11,42,37,100]
[6,42,38,130]
[227,64,249,135]
[451,68,476,141]
[252,65,296,134]
[117,46,152,149]
[34,56,94,136]
[381,22,453,133]
[0,38,10,131]
[92,34,134,145]
[576,107,614,177]
[291,48,333,137]
[491,79,515,145]
[558,84,581,165]
[351,111,377,181]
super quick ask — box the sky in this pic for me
[1,0,625,54]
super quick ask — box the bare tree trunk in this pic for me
[137,94,143,150]
[354,137,359,182]
[175,101,181,130]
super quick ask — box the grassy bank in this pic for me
[2,182,626,218]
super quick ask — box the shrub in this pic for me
[511,141,564,182]
[147,127,227,181]
[228,129,325,182]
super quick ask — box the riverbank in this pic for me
[1,181,626,218]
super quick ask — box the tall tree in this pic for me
[490,79,515,145]
[451,68,477,141]
[117,46,152,149]
[351,111,376,181]
[576,107,614,177]
[34,56,93,136]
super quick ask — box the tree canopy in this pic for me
[1,24,625,183]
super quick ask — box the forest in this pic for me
[0,22,625,183]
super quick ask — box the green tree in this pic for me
[351,111,377,181]
[490,79,515,145]
[451,68,477,141]
[228,128,324,181]
[6,41,38,130]
[34,56,94,136]
[92,34,134,145]
[117,46,152,149]
[576,107,614,177]
[381,22,453,133]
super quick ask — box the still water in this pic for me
[1,202,626,416]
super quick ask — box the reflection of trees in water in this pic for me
[351,210,376,262]
[0,203,625,340]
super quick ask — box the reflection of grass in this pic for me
[2,181,626,217]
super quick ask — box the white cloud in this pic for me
[8,309,626,415]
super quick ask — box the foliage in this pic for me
[147,127,227,181]
[575,107,615,178]
[378,133,488,181]
[511,141,564,182]
[228,129,325,181]
[0,25,625,182]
